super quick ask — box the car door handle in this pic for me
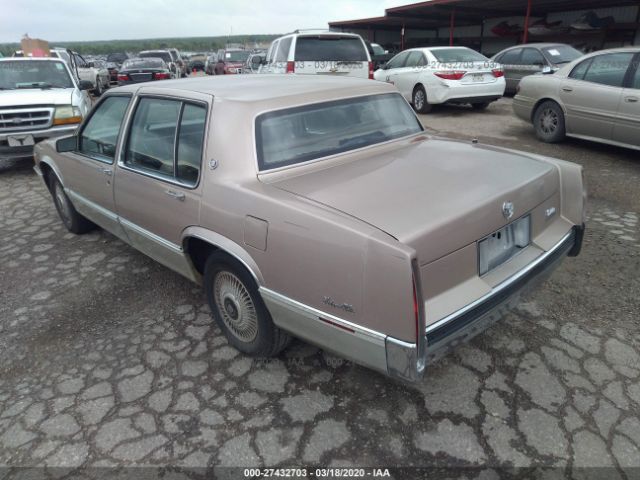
[562,86,573,92]
[165,190,185,201]
[625,96,639,103]
[98,167,112,176]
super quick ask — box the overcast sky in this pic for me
[1,0,403,43]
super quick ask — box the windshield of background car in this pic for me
[295,36,368,61]
[430,48,489,63]
[371,44,386,55]
[122,58,165,69]
[256,93,423,170]
[0,60,74,89]
[225,51,250,62]
[107,53,128,63]
[542,45,583,64]
[140,52,172,63]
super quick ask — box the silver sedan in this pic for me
[513,47,640,150]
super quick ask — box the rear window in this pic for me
[295,36,368,62]
[430,48,488,63]
[122,58,165,69]
[140,51,172,63]
[225,50,250,62]
[541,45,582,64]
[256,93,423,170]
[107,53,128,63]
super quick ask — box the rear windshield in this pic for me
[0,60,74,90]
[542,45,582,64]
[225,51,250,62]
[140,51,172,63]
[256,93,423,170]
[295,36,368,62]
[122,58,165,69]
[107,53,128,63]
[430,48,488,63]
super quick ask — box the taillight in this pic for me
[492,68,504,78]
[286,61,295,74]
[434,70,466,80]
[117,74,129,81]
[368,61,374,80]
[154,72,170,80]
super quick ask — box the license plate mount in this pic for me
[7,134,35,147]
[479,215,531,276]
[472,73,484,82]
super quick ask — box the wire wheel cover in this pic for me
[213,271,258,342]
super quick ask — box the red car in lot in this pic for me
[213,48,251,74]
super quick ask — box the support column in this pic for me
[401,24,405,50]
[449,9,456,46]
[523,0,532,43]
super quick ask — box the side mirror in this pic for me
[251,56,263,66]
[87,62,95,68]
[56,135,78,153]
[381,63,389,70]
[78,80,93,90]
[542,66,553,74]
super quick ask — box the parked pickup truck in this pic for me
[34,75,585,381]
[0,57,92,162]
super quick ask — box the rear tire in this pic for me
[471,102,490,111]
[50,176,95,234]
[533,100,566,143]
[412,85,432,113]
[204,252,291,357]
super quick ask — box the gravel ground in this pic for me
[0,96,639,478]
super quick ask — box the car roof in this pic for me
[113,74,393,102]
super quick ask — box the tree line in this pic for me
[0,34,280,57]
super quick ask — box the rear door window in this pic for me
[385,51,410,70]
[582,53,634,87]
[125,97,206,186]
[295,36,368,61]
[497,48,522,65]
[520,48,546,66]
[275,37,292,62]
[405,51,426,68]
[79,95,131,161]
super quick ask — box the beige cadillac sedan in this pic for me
[513,47,639,150]
[34,75,585,382]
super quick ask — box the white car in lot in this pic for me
[374,46,506,113]
[258,30,373,79]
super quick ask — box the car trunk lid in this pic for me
[268,137,558,265]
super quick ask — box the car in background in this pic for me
[73,52,110,96]
[204,53,218,75]
[0,57,92,162]
[366,40,393,69]
[213,48,250,74]
[139,50,179,79]
[117,58,173,85]
[374,46,505,113]
[188,53,207,73]
[493,43,583,94]
[106,52,130,84]
[513,47,639,150]
[34,75,584,382]
[259,31,372,78]
[168,48,187,77]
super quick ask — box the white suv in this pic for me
[258,30,373,79]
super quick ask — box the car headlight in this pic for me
[53,106,83,126]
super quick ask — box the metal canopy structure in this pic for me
[329,0,640,53]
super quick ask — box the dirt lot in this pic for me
[0,97,639,478]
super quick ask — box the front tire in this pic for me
[533,100,566,143]
[50,176,95,234]
[204,252,291,357]
[412,85,432,113]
